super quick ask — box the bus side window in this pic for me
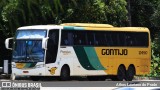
[67,32,73,45]
[61,31,73,46]
[73,32,80,45]
[125,32,136,46]
[118,32,126,46]
[61,31,68,45]
[105,32,112,46]
[136,32,148,47]
[77,31,86,45]
[87,31,94,46]
[46,30,59,64]
[95,32,106,46]
[110,32,118,46]
[125,35,132,46]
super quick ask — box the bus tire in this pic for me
[30,76,41,81]
[125,65,135,81]
[60,65,70,81]
[116,65,126,81]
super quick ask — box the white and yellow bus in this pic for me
[5,23,151,81]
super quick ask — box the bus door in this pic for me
[45,30,59,75]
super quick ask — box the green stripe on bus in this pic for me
[84,47,106,70]
[63,26,84,30]
[73,46,96,70]
[63,26,74,30]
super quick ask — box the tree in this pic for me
[105,0,128,26]
[60,0,128,26]
[1,0,128,36]
[1,0,65,36]
[0,0,128,67]
[130,0,154,27]
[151,1,160,26]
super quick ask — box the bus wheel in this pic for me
[30,76,41,81]
[10,74,16,80]
[116,65,126,81]
[125,65,135,81]
[60,65,70,81]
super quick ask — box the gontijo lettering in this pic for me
[102,49,128,55]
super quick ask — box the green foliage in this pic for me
[0,0,65,36]
[131,0,155,27]
[149,32,160,77]
[61,0,107,23]
[151,1,160,26]
[61,0,128,26]
[150,40,160,77]
[0,0,128,37]
[105,0,127,26]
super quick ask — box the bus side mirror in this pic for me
[5,37,13,50]
[42,37,49,50]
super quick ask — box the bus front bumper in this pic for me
[12,67,46,76]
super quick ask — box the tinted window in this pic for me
[73,31,87,45]
[46,30,59,64]
[134,32,149,47]
[86,31,95,46]
[95,32,107,46]
[61,30,149,47]
[61,31,73,45]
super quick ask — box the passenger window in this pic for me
[111,32,119,46]
[95,32,106,46]
[118,32,125,46]
[46,30,59,64]
[73,31,87,45]
[61,31,73,46]
[126,33,137,46]
[87,31,95,46]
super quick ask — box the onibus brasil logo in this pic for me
[1,81,41,89]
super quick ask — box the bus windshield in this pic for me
[16,30,47,39]
[12,40,44,62]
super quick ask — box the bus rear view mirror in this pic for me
[42,37,49,50]
[5,37,13,50]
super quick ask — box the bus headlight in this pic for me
[12,64,16,68]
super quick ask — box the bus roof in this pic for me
[17,23,149,33]
[61,23,149,32]
[84,27,150,32]
[61,23,114,28]
[17,25,63,30]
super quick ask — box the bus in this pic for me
[5,23,151,81]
